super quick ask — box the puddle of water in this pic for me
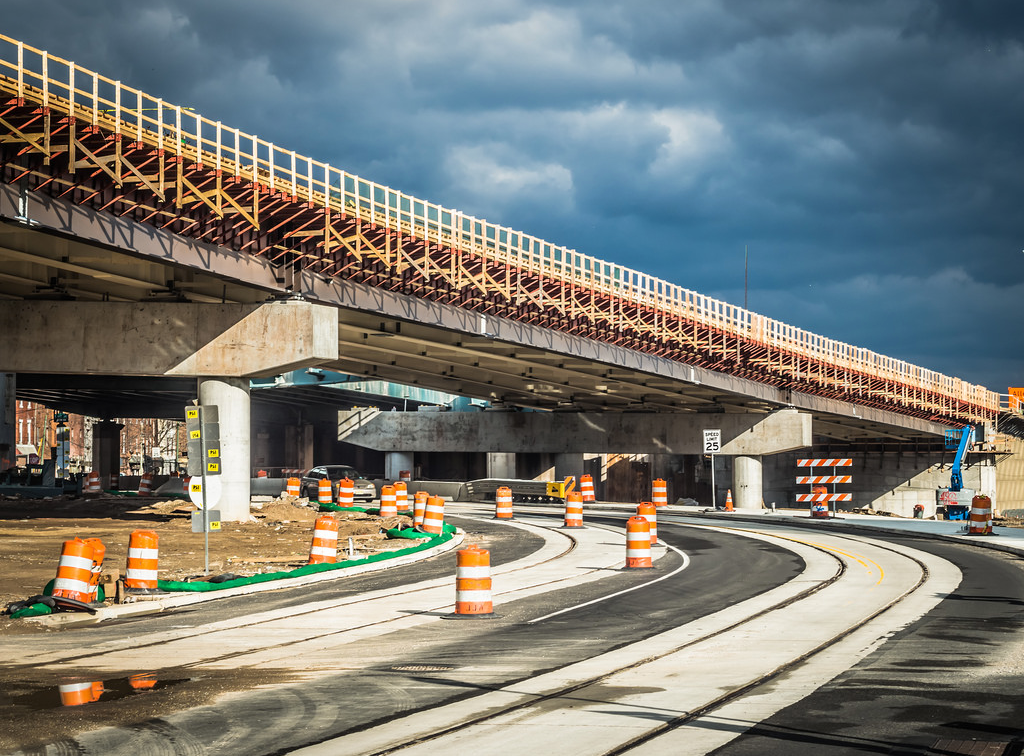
[10,673,187,710]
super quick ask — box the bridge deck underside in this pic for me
[0,82,993,428]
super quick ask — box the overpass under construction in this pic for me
[0,34,1018,520]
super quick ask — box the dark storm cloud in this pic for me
[1,0,1020,392]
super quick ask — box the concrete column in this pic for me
[199,377,250,522]
[385,451,414,481]
[91,420,124,486]
[554,453,585,484]
[0,374,14,471]
[487,452,516,479]
[734,454,763,510]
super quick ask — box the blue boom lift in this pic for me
[943,425,975,520]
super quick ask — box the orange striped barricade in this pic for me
[394,481,410,514]
[317,478,333,506]
[421,495,445,534]
[59,681,104,706]
[308,515,339,564]
[449,545,494,618]
[970,495,992,535]
[625,516,653,569]
[337,477,354,507]
[725,488,734,512]
[579,474,596,502]
[285,477,301,498]
[563,491,584,529]
[379,484,398,518]
[636,501,658,545]
[138,472,154,496]
[51,538,97,603]
[413,491,428,529]
[125,530,159,591]
[84,471,101,496]
[494,486,514,519]
[652,478,668,507]
[82,537,106,602]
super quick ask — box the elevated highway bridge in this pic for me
[0,35,1012,518]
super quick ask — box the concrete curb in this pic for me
[27,530,466,629]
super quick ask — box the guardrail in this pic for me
[0,34,1001,419]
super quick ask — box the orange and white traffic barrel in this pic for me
[809,485,827,518]
[337,477,354,507]
[413,490,428,528]
[453,545,493,617]
[725,488,735,512]
[82,537,106,602]
[59,681,103,706]
[380,484,397,518]
[625,515,653,569]
[494,486,514,519]
[652,478,668,507]
[394,481,410,514]
[970,495,992,535]
[636,501,658,544]
[308,514,339,564]
[52,538,96,602]
[317,478,333,506]
[84,471,101,496]
[399,469,412,481]
[109,472,120,490]
[579,474,596,502]
[125,530,159,590]
[563,491,584,529]
[421,495,445,534]
[285,477,301,498]
[138,472,154,496]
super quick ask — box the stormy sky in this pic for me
[2,1,1021,395]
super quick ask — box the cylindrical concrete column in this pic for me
[91,420,124,487]
[0,373,14,471]
[199,377,250,523]
[385,451,414,481]
[733,455,763,510]
[486,452,516,479]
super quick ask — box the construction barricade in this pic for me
[394,481,410,514]
[317,478,333,506]
[422,495,445,534]
[125,530,159,591]
[138,472,154,496]
[625,516,653,569]
[452,545,494,617]
[969,495,992,535]
[579,474,596,502]
[51,538,97,603]
[563,491,584,528]
[285,477,301,497]
[379,484,398,518]
[636,501,658,544]
[308,515,339,564]
[652,478,668,507]
[337,477,354,507]
[494,486,514,519]
[413,490,428,529]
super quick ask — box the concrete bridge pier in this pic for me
[91,420,124,488]
[385,451,414,481]
[487,452,516,479]
[199,378,251,523]
[0,374,14,471]
[555,453,585,486]
[733,455,763,510]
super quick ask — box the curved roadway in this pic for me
[1,509,1022,755]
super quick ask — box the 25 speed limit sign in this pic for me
[703,429,721,453]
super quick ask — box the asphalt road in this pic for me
[710,535,1024,756]
[0,513,801,755]
[3,513,1023,756]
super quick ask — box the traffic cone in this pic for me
[725,489,733,511]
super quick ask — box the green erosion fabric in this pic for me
[156,522,456,592]
[10,581,106,619]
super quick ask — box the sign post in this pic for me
[185,404,221,574]
[703,429,721,508]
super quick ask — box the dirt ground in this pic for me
[0,492,418,634]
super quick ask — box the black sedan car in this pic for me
[300,465,377,501]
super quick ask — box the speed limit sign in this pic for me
[703,429,721,453]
